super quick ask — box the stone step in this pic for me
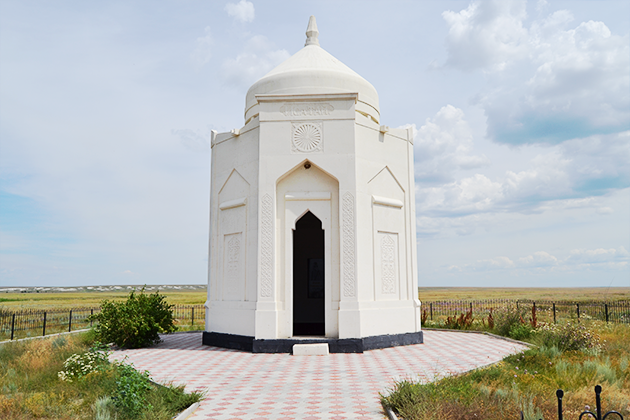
[292,342,329,356]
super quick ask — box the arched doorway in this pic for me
[293,211,325,335]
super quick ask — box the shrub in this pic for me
[445,309,474,330]
[57,344,110,382]
[535,321,602,352]
[90,288,176,348]
[509,323,534,340]
[113,362,153,418]
[492,305,528,338]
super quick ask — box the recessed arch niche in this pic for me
[276,160,339,338]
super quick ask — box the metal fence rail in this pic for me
[422,299,630,324]
[0,304,205,341]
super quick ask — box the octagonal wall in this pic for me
[206,93,420,340]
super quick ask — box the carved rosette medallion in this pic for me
[292,122,322,153]
[260,194,273,298]
[342,192,356,298]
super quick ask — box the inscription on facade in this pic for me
[281,103,333,117]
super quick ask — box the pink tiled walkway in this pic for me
[110,330,528,419]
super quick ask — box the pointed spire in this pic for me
[305,15,319,46]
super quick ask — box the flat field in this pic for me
[418,287,629,302]
[0,285,207,310]
[1,286,628,311]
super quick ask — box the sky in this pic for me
[0,0,628,288]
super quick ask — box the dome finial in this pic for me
[305,16,319,46]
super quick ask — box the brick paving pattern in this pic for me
[110,330,529,419]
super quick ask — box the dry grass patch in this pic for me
[0,332,202,419]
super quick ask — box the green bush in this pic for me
[113,362,153,418]
[509,323,534,340]
[492,305,528,337]
[89,288,176,349]
[57,343,110,382]
[534,321,602,352]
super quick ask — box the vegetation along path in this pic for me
[110,331,528,419]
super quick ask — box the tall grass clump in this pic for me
[0,332,203,419]
[382,321,630,420]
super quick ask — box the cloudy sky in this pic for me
[1,0,628,288]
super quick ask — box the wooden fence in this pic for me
[2,299,628,341]
[0,304,205,341]
[423,299,630,324]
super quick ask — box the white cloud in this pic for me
[415,118,629,220]
[566,246,629,264]
[517,251,558,267]
[443,1,630,144]
[443,0,528,71]
[191,26,213,69]
[171,128,210,152]
[225,0,255,23]
[410,105,490,184]
[222,35,290,88]
[448,246,628,273]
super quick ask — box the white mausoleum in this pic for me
[204,17,422,353]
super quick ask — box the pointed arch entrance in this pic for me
[276,160,340,338]
[293,211,325,335]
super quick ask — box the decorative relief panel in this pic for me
[292,122,322,153]
[380,234,396,294]
[281,103,333,117]
[223,233,242,298]
[260,194,273,298]
[342,192,356,298]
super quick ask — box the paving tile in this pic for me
[110,330,528,419]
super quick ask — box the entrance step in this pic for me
[292,343,329,356]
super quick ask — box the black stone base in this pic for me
[202,330,423,353]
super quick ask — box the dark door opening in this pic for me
[293,211,325,336]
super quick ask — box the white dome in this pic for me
[244,17,379,122]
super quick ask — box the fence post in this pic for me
[553,303,556,324]
[604,304,609,323]
[191,307,195,326]
[430,303,433,320]
[68,309,73,332]
[556,389,564,420]
[516,301,519,310]
[469,302,473,315]
[43,312,47,336]
[10,313,16,340]
[576,303,580,322]
[90,308,93,327]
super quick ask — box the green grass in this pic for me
[3,287,628,311]
[0,288,207,310]
[0,331,203,419]
[382,320,630,419]
[418,287,630,302]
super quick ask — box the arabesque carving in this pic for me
[260,194,273,298]
[381,234,396,294]
[342,192,356,298]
